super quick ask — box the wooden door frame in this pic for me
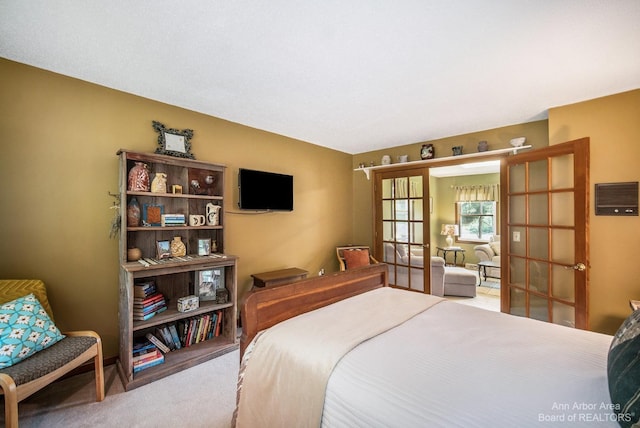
[500,138,590,329]
[373,166,431,293]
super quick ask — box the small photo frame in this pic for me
[196,268,224,301]
[197,238,211,256]
[152,120,195,159]
[156,240,171,259]
[143,203,164,226]
[171,184,183,194]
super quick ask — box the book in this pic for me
[168,323,182,349]
[133,353,165,373]
[134,281,157,298]
[133,348,162,364]
[133,299,166,315]
[133,292,165,307]
[145,332,170,353]
[133,306,167,321]
[157,326,176,350]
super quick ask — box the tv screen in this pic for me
[238,168,294,211]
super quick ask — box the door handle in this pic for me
[572,263,586,271]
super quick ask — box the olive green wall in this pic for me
[548,89,640,334]
[351,120,550,252]
[0,58,353,358]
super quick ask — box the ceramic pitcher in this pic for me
[206,203,221,226]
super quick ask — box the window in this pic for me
[457,201,496,242]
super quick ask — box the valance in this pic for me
[453,184,499,202]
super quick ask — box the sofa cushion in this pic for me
[343,248,371,269]
[607,310,640,427]
[489,241,500,255]
[0,293,65,368]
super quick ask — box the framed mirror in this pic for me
[152,120,195,159]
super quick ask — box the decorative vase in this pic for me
[127,197,141,227]
[151,172,167,193]
[420,144,434,160]
[128,162,150,191]
[477,140,488,152]
[170,236,186,257]
[127,247,142,261]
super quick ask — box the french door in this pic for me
[374,168,430,292]
[501,138,589,329]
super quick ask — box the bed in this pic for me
[235,263,630,427]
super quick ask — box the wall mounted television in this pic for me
[238,168,294,211]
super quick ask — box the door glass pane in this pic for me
[529,194,549,225]
[509,195,526,224]
[382,179,393,199]
[510,287,526,316]
[395,178,408,198]
[396,222,408,243]
[509,164,525,193]
[530,295,549,322]
[510,256,526,286]
[409,176,423,198]
[551,192,574,226]
[551,154,574,190]
[529,260,548,294]
[382,200,393,220]
[383,221,394,241]
[552,301,575,328]
[551,229,574,264]
[552,265,575,302]
[410,200,423,221]
[395,200,408,220]
[409,268,423,291]
[529,159,548,192]
[529,228,548,259]
[410,222,424,244]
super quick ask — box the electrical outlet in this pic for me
[513,231,521,242]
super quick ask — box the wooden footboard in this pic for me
[240,263,388,357]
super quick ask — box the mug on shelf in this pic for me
[189,214,205,227]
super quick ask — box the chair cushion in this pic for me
[0,335,97,385]
[343,249,371,269]
[607,310,640,427]
[0,294,65,368]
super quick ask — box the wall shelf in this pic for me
[354,145,532,179]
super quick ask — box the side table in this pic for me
[436,246,466,267]
[251,267,308,288]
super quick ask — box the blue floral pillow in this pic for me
[0,293,65,368]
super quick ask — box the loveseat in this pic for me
[473,235,501,278]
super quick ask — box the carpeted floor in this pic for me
[1,348,240,428]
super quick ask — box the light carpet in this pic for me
[1,349,239,428]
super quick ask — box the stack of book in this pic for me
[133,282,167,321]
[132,340,165,373]
[161,213,186,226]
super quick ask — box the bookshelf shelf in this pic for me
[117,150,238,391]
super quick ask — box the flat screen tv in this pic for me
[238,168,294,211]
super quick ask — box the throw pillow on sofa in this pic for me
[0,293,65,368]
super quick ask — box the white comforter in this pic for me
[237,289,615,427]
[322,301,615,427]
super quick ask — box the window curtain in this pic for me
[453,184,499,202]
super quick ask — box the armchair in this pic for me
[336,246,379,271]
[473,235,501,278]
[0,280,104,428]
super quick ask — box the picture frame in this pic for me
[196,268,224,301]
[156,240,171,259]
[152,120,195,159]
[197,238,211,256]
[143,203,164,226]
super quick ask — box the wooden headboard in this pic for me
[240,263,388,357]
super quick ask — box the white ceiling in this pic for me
[1,1,639,155]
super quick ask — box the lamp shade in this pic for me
[440,224,459,236]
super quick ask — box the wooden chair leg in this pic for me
[94,346,105,402]
[0,374,19,428]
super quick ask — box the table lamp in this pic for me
[441,224,459,247]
